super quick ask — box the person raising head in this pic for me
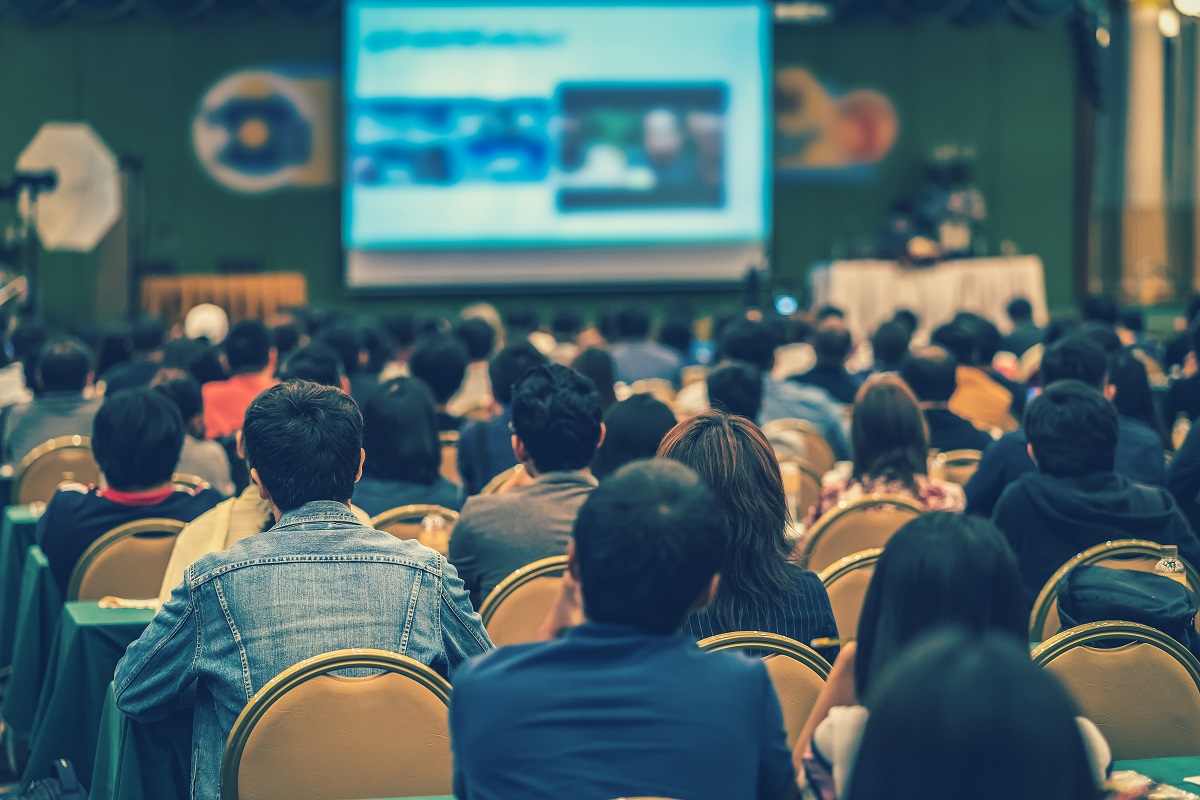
[591,393,678,480]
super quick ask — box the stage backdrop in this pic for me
[0,16,1076,325]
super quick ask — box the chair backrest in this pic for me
[697,631,831,749]
[172,472,207,491]
[369,504,458,556]
[1032,621,1200,759]
[67,518,187,601]
[817,548,882,639]
[480,464,527,495]
[1029,539,1200,642]
[778,457,822,523]
[762,419,836,475]
[12,435,101,505]
[439,430,460,484]
[478,555,568,647]
[220,648,453,800]
[928,449,983,487]
[629,378,676,405]
[801,494,924,573]
[681,365,707,387]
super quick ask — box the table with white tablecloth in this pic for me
[807,256,1050,341]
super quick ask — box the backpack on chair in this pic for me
[19,760,87,800]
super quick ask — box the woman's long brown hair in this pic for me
[851,373,930,490]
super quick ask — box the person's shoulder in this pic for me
[42,483,97,516]
[784,563,829,594]
[453,639,556,689]
[1118,415,1163,447]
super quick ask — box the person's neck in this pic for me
[230,366,266,378]
[271,498,352,523]
[522,460,590,480]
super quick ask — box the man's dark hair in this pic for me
[572,459,726,634]
[279,344,344,389]
[1081,293,1119,326]
[93,388,184,491]
[383,314,416,351]
[454,317,496,362]
[488,342,548,405]
[37,337,94,393]
[1039,336,1107,390]
[659,318,693,357]
[1119,308,1145,334]
[362,377,440,485]
[511,364,603,472]
[900,347,959,404]
[271,322,301,359]
[130,317,166,354]
[504,308,539,337]
[152,369,204,424]
[316,326,362,377]
[816,305,845,322]
[224,320,271,373]
[550,309,583,341]
[719,320,775,373]
[1078,322,1122,355]
[615,306,652,341]
[1025,380,1117,478]
[891,309,919,336]
[409,334,469,405]
[707,361,764,421]
[242,381,364,512]
[930,323,976,366]
[871,322,911,368]
[954,313,1003,365]
[1006,298,1034,324]
[814,328,853,366]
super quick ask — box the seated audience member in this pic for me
[450,364,603,606]
[152,370,236,495]
[867,321,910,375]
[102,317,166,394]
[1164,321,1200,428]
[706,360,764,421]
[609,305,683,385]
[4,337,101,464]
[1118,307,1162,362]
[1002,297,1043,357]
[791,328,860,404]
[956,312,1026,417]
[659,315,696,366]
[900,347,992,453]
[118,382,491,800]
[806,375,964,525]
[316,325,375,403]
[458,343,549,495]
[269,318,302,361]
[571,347,618,412]
[278,343,344,388]
[659,412,838,648]
[966,336,1166,516]
[891,309,919,339]
[591,394,677,480]
[452,459,796,800]
[548,309,582,367]
[37,389,223,593]
[1166,296,1200,370]
[1081,293,1120,327]
[992,380,1198,601]
[0,319,41,408]
[409,334,470,432]
[449,317,497,418]
[202,320,276,439]
[931,322,1018,433]
[378,313,417,381]
[841,633,1108,800]
[794,513,1110,798]
[352,377,462,516]
[1109,349,1172,451]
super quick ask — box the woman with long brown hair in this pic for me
[805,373,964,525]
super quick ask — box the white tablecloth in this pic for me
[808,256,1050,342]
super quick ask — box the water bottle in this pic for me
[1155,545,1188,586]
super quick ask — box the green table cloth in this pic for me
[91,683,191,800]
[1,545,60,748]
[20,602,152,788]
[0,504,44,670]
[1116,757,1200,792]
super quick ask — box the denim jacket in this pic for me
[114,501,492,800]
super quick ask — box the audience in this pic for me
[278,343,344,387]
[202,320,276,440]
[151,369,236,495]
[547,309,582,367]
[410,334,470,432]
[867,321,911,374]
[806,374,964,525]
[1164,320,1200,427]
[1108,349,1172,451]
[451,459,795,800]
[102,317,166,394]
[118,381,491,800]
[931,321,1018,433]
[591,394,677,480]
[450,364,604,606]
[3,337,101,464]
[900,346,992,453]
[316,325,373,402]
[791,327,860,404]
[658,315,697,368]
[37,388,223,593]
[570,347,618,412]
[352,377,462,516]
[706,360,764,421]
[991,380,1199,601]
[1002,296,1043,357]
[609,306,683,385]
[449,317,497,418]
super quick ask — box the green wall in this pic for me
[0,15,1078,326]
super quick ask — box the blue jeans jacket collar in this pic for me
[272,500,364,530]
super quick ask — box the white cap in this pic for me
[184,303,229,344]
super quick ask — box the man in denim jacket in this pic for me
[115,380,492,800]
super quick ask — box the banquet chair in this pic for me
[67,518,187,601]
[220,648,452,800]
[629,378,676,405]
[481,464,529,495]
[478,555,568,647]
[817,548,882,639]
[800,495,924,573]
[681,365,707,387]
[762,419,836,476]
[172,472,207,491]
[1028,539,1200,642]
[928,449,983,487]
[439,430,461,484]
[1032,621,1200,759]
[778,457,822,522]
[369,504,458,556]
[10,435,101,505]
[697,631,831,749]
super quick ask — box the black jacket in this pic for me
[924,408,993,454]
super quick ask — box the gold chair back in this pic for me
[172,473,207,491]
[817,549,882,639]
[778,457,822,522]
[439,431,461,484]
[478,555,569,647]
[928,449,983,487]
[480,464,528,495]
[369,505,458,556]
[220,648,452,800]
[67,518,186,601]
[1032,621,1200,759]
[1029,539,1200,642]
[801,494,924,573]
[681,365,707,388]
[697,631,831,749]
[762,419,836,476]
[629,378,676,405]
[11,435,101,505]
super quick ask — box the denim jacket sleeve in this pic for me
[113,574,200,723]
[438,558,492,677]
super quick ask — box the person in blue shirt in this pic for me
[450,459,797,800]
[966,336,1166,517]
[791,327,861,405]
[609,305,684,386]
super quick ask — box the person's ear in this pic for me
[595,421,606,450]
[235,430,246,460]
[355,448,365,484]
[513,435,529,463]
[689,574,720,612]
[250,467,270,503]
[1027,443,1038,466]
[565,539,579,581]
[1103,383,1117,402]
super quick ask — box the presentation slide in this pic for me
[344,1,769,289]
